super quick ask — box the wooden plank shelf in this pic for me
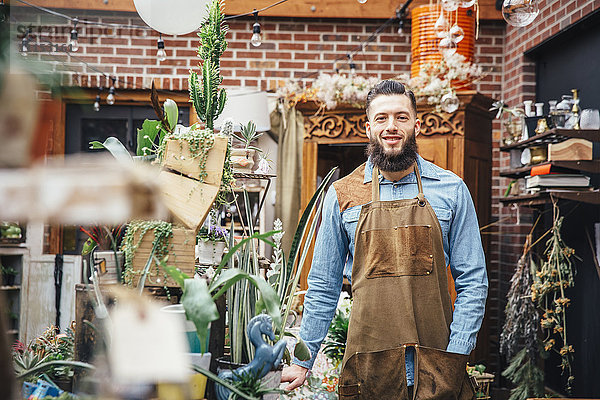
[499,160,600,179]
[499,128,600,151]
[0,285,20,291]
[500,190,600,206]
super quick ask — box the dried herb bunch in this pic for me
[531,204,576,391]
[500,242,539,360]
[500,233,544,400]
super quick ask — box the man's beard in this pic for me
[366,132,419,172]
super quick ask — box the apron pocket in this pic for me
[339,347,409,399]
[415,345,475,400]
[361,225,434,278]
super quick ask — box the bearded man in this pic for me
[281,80,488,399]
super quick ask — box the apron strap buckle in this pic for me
[417,193,426,207]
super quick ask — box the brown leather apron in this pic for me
[338,164,474,399]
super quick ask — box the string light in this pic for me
[93,88,101,112]
[250,11,262,47]
[20,29,30,57]
[347,54,357,75]
[106,78,116,105]
[68,17,79,52]
[157,33,167,62]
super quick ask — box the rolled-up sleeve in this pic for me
[294,186,348,369]
[446,181,488,355]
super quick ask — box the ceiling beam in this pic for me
[9,0,502,20]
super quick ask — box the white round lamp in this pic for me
[133,0,210,35]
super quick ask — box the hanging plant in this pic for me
[531,203,577,392]
[121,220,174,287]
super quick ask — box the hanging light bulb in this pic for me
[441,0,459,12]
[357,0,367,4]
[21,36,29,57]
[434,12,450,38]
[157,33,167,62]
[438,35,457,57]
[68,18,79,52]
[106,79,116,105]
[251,11,262,47]
[440,92,460,113]
[93,94,101,112]
[449,24,465,43]
[395,8,405,34]
[502,0,539,27]
[459,0,477,7]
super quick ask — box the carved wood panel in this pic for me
[303,109,464,142]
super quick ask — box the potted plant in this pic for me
[0,221,22,242]
[230,121,263,173]
[80,225,125,284]
[490,100,526,145]
[1,264,18,286]
[196,224,228,266]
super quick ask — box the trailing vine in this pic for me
[121,220,174,287]
[531,203,576,392]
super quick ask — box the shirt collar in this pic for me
[363,154,440,184]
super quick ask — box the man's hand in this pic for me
[281,364,309,390]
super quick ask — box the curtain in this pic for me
[270,105,304,255]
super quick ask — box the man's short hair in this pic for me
[365,80,417,118]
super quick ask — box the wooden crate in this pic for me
[162,136,228,185]
[130,227,196,287]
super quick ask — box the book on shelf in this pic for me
[525,173,591,189]
[530,163,580,177]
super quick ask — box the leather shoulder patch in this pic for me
[332,163,372,213]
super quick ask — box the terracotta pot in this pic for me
[230,148,255,173]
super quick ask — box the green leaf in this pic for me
[163,262,190,288]
[164,99,179,131]
[213,230,278,277]
[209,268,281,328]
[293,338,311,361]
[182,278,220,353]
[136,119,161,156]
[89,137,133,164]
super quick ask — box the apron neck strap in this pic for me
[371,163,425,203]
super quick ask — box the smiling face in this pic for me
[365,94,421,173]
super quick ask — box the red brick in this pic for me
[85,46,115,54]
[100,56,129,64]
[279,24,306,32]
[322,34,349,42]
[294,53,320,60]
[116,48,143,55]
[279,61,305,69]
[117,66,144,74]
[294,33,321,41]
[265,33,292,41]
[100,37,128,45]
[248,60,276,69]
[244,79,259,87]
[147,67,175,75]
[222,78,242,86]
[228,42,248,49]
[308,43,334,51]
[336,25,363,33]
[308,24,334,32]
[130,58,155,65]
[236,51,264,58]
[266,51,291,59]
[221,60,247,68]
[279,43,305,50]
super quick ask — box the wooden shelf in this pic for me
[499,160,600,179]
[0,285,20,291]
[500,190,600,206]
[499,128,600,151]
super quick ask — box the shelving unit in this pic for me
[0,244,29,343]
[500,128,600,207]
[499,128,599,151]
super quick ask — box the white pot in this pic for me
[230,148,255,173]
[195,240,227,265]
[160,304,210,354]
[93,250,124,284]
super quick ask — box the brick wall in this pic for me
[11,9,504,97]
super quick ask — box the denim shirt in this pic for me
[295,155,488,387]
